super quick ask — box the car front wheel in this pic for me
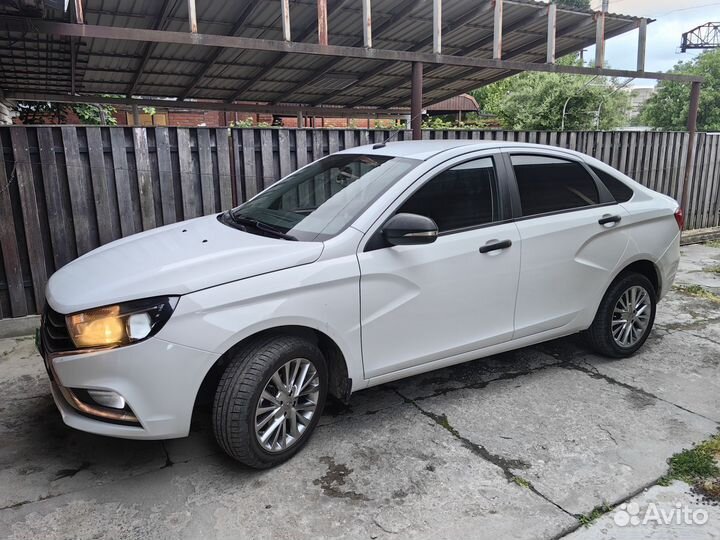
[585,272,657,358]
[213,334,327,468]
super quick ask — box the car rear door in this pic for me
[357,151,521,379]
[504,150,631,339]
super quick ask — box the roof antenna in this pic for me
[373,110,425,149]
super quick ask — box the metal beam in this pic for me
[3,18,703,83]
[187,0,198,33]
[363,8,550,107]
[411,61,422,139]
[493,0,503,60]
[317,0,328,46]
[546,2,556,64]
[73,0,85,24]
[281,0,291,42]
[637,18,647,72]
[362,0,372,48]
[227,0,352,103]
[178,2,257,100]
[340,1,495,108]
[126,0,175,97]
[273,0,423,105]
[433,0,441,54]
[594,11,605,68]
[6,92,410,117]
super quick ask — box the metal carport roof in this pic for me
[0,0,659,113]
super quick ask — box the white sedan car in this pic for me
[40,140,682,468]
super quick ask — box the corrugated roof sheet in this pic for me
[0,0,646,110]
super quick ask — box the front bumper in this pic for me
[44,337,219,440]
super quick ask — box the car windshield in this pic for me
[226,154,420,241]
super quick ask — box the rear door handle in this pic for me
[479,239,512,253]
[598,214,622,226]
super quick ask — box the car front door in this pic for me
[357,153,521,379]
[506,151,631,339]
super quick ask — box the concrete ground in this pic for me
[1,243,719,540]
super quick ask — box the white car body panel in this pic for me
[46,214,323,313]
[40,140,682,440]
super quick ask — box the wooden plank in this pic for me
[155,127,177,224]
[86,127,118,244]
[278,129,293,178]
[625,132,638,179]
[328,130,340,154]
[654,132,668,195]
[676,132,690,202]
[61,126,94,255]
[177,128,200,219]
[215,128,233,210]
[11,127,48,312]
[260,129,275,189]
[132,127,157,230]
[661,132,677,197]
[343,129,354,150]
[0,148,28,316]
[708,136,720,227]
[313,129,325,161]
[359,130,370,146]
[197,128,216,214]
[700,135,717,228]
[295,129,309,168]
[110,127,138,236]
[241,129,259,200]
[690,133,707,229]
[38,127,74,266]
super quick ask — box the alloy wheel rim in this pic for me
[612,285,651,347]
[255,357,320,453]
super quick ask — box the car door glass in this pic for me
[398,157,498,232]
[511,155,599,217]
[590,166,634,202]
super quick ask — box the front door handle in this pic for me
[479,239,512,253]
[598,214,622,226]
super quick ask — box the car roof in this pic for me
[337,140,584,161]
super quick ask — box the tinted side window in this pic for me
[511,155,599,217]
[398,158,497,232]
[590,166,634,202]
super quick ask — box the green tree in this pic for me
[470,56,630,130]
[73,103,118,125]
[639,50,720,131]
[555,0,592,10]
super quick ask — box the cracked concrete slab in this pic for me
[0,406,576,540]
[412,366,718,516]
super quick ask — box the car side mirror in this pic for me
[382,213,439,246]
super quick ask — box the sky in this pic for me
[582,0,719,87]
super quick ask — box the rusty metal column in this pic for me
[411,62,423,140]
[681,81,702,216]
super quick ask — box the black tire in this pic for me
[212,334,327,468]
[585,272,657,358]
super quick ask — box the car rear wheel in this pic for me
[213,334,327,468]
[585,272,656,358]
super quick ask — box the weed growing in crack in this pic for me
[512,476,531,488]
[673,284,720,303]
[659,434,720,494]
[578,503,613,527]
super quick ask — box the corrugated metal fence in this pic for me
[1,126,719,319]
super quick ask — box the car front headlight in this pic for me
[66,296,178,349]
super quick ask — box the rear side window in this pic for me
[590,166,634,202]
[398,157,497,232]
[511,155,600,217]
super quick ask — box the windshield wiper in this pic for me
[229,213,298,241]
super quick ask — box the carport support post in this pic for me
[411,61,423,140]
[681,81,702,216]
[317,0,328,46]
[187,0,197,33]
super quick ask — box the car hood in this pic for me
[46,214,324,313]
